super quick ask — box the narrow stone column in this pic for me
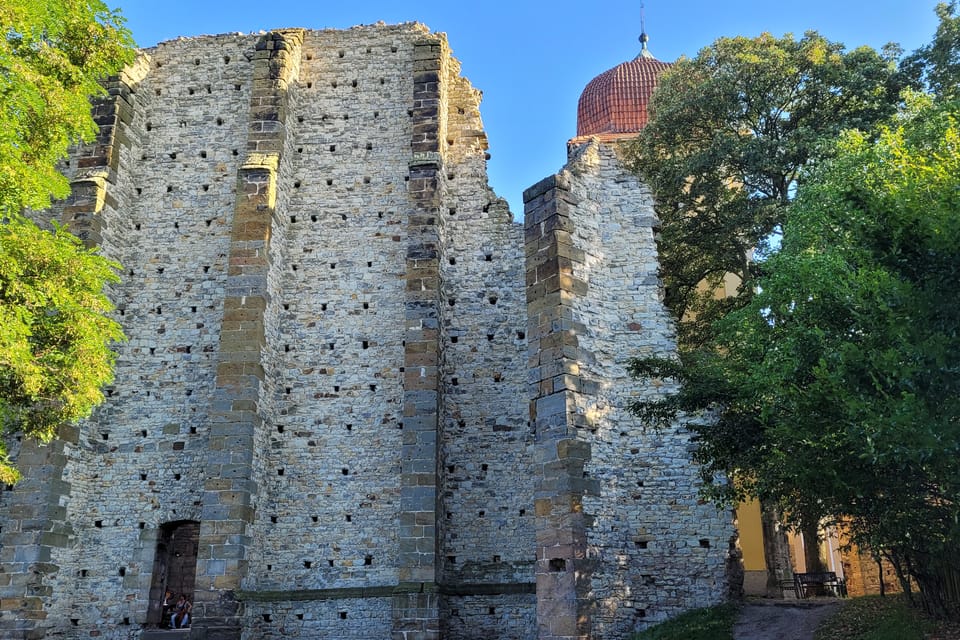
[524,175,595,640]
[192,30,302,639]
[391,38,444,640]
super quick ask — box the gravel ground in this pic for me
[734,599,842,640]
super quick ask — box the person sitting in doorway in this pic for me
[170,594,192,629]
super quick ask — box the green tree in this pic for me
[626,32,908,349]
[0,221,125,477]
[902,2,960,98]
[0,0,135,216]
[633,96,960,618]
[0,0,135,482]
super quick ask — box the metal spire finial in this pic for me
[638,2,654,58]
[640,2,647,39]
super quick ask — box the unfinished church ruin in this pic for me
[0,23,734,639]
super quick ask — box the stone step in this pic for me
[140,630,191,640]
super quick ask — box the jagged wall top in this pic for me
[145,21,434,50]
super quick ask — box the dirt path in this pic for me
[734,600,842,640]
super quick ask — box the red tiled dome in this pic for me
[576,51,671,137]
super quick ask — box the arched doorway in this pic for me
[146,520,200,626]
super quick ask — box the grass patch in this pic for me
[630,595,960,640]
[815,595,935,640]
[632,602,738,640]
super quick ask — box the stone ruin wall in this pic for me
[0,22,732,640]
[553,143,730,632]
[523,142,732,639]
[0,31,257,635]
[240,26,415,637]
[0,24,538,640]
[432,57,536,636]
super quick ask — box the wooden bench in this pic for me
[779,578,798,598]
[793,571,847,598]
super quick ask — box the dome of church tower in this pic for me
[576,34,671,138]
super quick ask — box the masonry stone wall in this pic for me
[832,528,903,599]
[523,141,733,639]
[250,25,413,594]
[434,45,536,629]
[557,142,730,633]
[0,23,732,640]
[1,34,255,635]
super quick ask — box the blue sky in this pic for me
[116,1,942,217]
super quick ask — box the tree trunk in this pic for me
[875,555,885,597]
[801,520,827,574]
[760,502,794,597]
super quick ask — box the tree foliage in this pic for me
[626,32,909,348]
[629,5,960,618]
[0,0,135,217]
[902,2,960,99]
[633,96,960,617]
[0,221,124,474]
[0,0,134,482]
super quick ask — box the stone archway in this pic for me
[146,520,200,626]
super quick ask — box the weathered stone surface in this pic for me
[0,22,731,640]
[525,140,733,639]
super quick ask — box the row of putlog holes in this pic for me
[262,611,346,622]
[153,45,401,72]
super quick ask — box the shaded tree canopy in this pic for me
[0,0,135,482]
[630,6,960,616]
[625,31,910,348]
[903,1,960,98]
[633,95,960,616]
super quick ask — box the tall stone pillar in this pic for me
[524,175,595,640]
[391,38,445,640]
[192,30,302,639]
